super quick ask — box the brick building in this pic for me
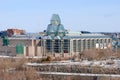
[7,29,25,37]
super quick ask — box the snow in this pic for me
[0,55,11,58]
[26,59,120,69]
[38,72,120,77]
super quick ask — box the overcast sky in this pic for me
[0,0,120,32]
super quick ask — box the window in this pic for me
[92,39,95,48]
[63,39,70,53]
[87,39,90,49]
[83,40,86,50]
[78,40,81,52]
[73,40,76,52]
[54,40,61,53]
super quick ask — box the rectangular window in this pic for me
[54,40,61,53]
[63,39,70,53]
[78,40,81,52]
[73,40,76,52]
[83,40,86,50]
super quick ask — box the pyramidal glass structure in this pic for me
[46,14,66,39]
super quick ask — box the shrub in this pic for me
[46,56,52,61]
[82,49,114,60]
[41,56,52,62]
[0,58,39,80]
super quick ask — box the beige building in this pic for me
[24,39,43,57]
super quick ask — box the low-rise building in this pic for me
[7,29,25,36]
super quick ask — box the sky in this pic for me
[0,0,120,33]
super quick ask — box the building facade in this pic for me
[38,34,111,57]
[24,14,112,57]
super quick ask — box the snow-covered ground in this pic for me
[38,72,120,77]
[26,59,120,69]
[0,55,11,58]
[0,55,120,69]
[0,55,44,59]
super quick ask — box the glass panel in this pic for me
[88,39,90,49]
[73,40,76,52]
[83,40,86,50]
[92,40,95,48]
[78,40,81,52]
[46,40,52,53]
[54,40,61,53]
[63,39,70,53]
